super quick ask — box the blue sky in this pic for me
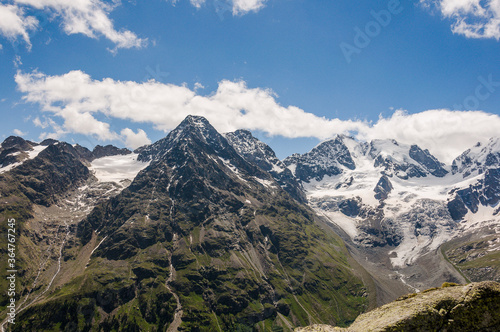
[1,0,500,162]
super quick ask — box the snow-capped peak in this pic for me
[138,115,227,162]
[452,137,500,177]
[283,134,357,183]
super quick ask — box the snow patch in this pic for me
[0,145,48,173]
[315,208,359,239]
[90,153,149,184]
[254,177,275,188]
[287,163,297,176]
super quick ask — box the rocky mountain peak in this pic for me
[40,138,59,146]
[92,145,132,159]
[138,115,230,162]
[452,137,500,177]
[1,135,36,150]
[368,139,447,179]
[225,129,306,202]
[0,136,40,169]
[283,134,356,182]
[224,129,280,169]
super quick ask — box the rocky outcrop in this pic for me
[283,135,356,183]
[447,167,500,220]
[374,175,393,201]
[92,144,131,159]
[452,138,500,177]
[409,145,448,177]
[225,129,306,203]
[0,136,38,168]
[296,281,500,332]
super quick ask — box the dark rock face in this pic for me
[73,144,94,161]
[409,145,448,177]
[481,167,500,206]
[338,197,361,217]
[40,138,59,146]
[373,152,427,179]
[10,143,91,206]
[0,136,37,168]
[92,145,131,159]
[1,136,34,150]
[368,140,448,179]
[447,167,500,220]
[374,175,393,201]
[354,205,403,248]
[137,115,230,163]
[283,135,356,183]
[225,129,306,203]
[447,195,469,221]
[452,138,500,177]
[224,129,278,171]
[73,115,367,331]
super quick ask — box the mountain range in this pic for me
[0,115,499,331]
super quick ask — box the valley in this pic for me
[0,115,499,331]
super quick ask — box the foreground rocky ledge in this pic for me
[296,281,500,332]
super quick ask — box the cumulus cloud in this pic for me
[359,109,500,163]
[231,0,266,15]
[13,128,27,136]
[15,69,367,141]
[8,0,145,50]
[15,70,500,163]
[37,117,67,140]
[0,3,38,49]
[121,128,151,149]
[422,0,500,39]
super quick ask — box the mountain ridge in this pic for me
[1,116,499,331]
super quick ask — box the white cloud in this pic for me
[13,0,146,50]
[0,4,38,49]
[358,109,500,163]
[13,128,27,136]
[422,0,500,39]
[15,70,500,163]
[13,55,22,68]
[121,128,151,149]
[38,117,67,140]
[231,0,266,15]
[194,82,205,91]
[15,69,367,141]
[189,0,206,9]
[33,116,48,128]
[171,0,266,15]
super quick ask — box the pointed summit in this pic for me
[138,115,228,162]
